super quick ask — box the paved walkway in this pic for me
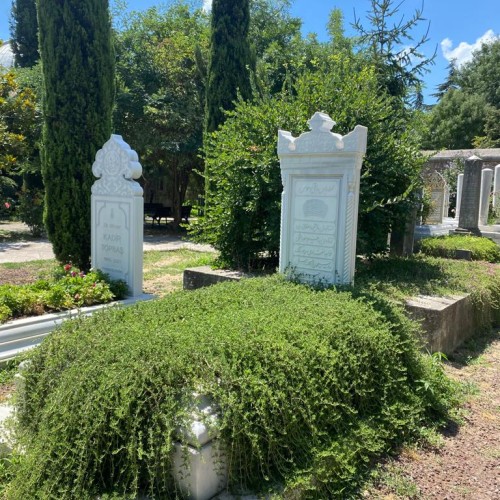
[0,222,214,264]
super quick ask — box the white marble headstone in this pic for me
[91,135,143,297]
[479,168,493,226]
[278,112,367,286]
[456,173,464,219]
[493,164,500,210]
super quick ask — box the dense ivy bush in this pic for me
[10,276,456,498]
[193,54,424,269]
[418,235,500,263]
[0,264,128,323]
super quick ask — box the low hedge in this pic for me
[0,264,128,323]
[10,276,456,498]
[418,234,500,263]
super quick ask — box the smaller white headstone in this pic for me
[456,173,464,219]
[91,135,143,297]
[493,164,500,209]
[479,168,493,226]
[443,183,450,218]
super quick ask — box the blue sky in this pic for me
[1,0,499,104]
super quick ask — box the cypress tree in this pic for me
[9,0,39,67]
[37,0,114,269]
[205,0,253,133]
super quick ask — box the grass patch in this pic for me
[364,462,421,499]
[355,254,500,306]
[417,234,500,262]
[10,275,457,499]
[143,249,215,279]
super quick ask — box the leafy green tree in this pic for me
[205,0,253,133]
[9,0,39,68]
[37,0,114,269]
[0,69,40,205]
[422,89,488,149]
[424,38,500,149]
[249,0,302,94]
[1,65,44,234]
[327,8,354,54]
[114,4,209,226]
[460,38,500,147]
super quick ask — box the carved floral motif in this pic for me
[92,134,143,197]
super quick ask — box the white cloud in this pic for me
[441,29,498,67]
[202,0,212,12]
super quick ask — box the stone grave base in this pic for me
[414,217,458,241]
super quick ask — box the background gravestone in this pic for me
[91,135,144,297]
[456,173,464,219]
[425,172,447,224]
[457,155,482,234]
[494,164,500,210]
[479,168,493,225]
[278,112,367,286]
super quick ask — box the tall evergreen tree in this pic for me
[205,0,253,133]
[9,0,39,67]
[353,0,435,108]
[37,0,114,269]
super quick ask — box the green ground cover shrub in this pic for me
[418,234,500,263]
[0,264,128,323]
[9,276,457,498]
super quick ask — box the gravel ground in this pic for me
[367,329,500,499]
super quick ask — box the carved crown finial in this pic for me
[308,112,335,133]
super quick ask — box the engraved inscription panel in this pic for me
[427,190,444,224]
[95,201,130,281]
[289,178,339,282]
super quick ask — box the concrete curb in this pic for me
[0,294,154,362]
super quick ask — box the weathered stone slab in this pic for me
[405,294,499,354]
[425,171,447,225]
[458,155,482,234]
[183,266,247,290]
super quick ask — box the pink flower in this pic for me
[79,272,85,278]
[4,202,10,209]
[64,264,72,272]
[71,271,77,277]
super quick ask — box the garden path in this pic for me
[0,221,214,263]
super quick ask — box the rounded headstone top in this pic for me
[92,134,143,197]
[467,155,482,161]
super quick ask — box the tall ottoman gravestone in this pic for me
[91,135,143,297]
[278,112,367,285]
